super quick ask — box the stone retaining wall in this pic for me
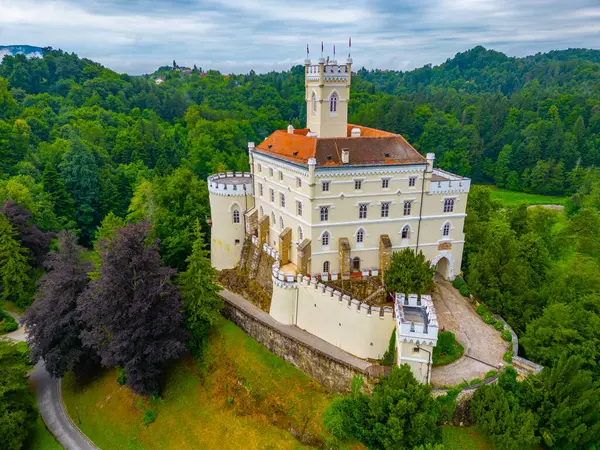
[220,291,389,392]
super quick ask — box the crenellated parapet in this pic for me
[394,294,439,346]
[428,169,471,195]
[208,172,253,196]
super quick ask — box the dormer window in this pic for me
[329,93,338,113]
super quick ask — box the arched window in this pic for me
[443,222,451,237]
[356,228,364,243]
[322,231,330,247]
[271,212,275,227]
[329,92,338,113]
[280,217,285,230]
[298,226,303,242]
[312,92,317,115]
[401,225,410,239]
[259,206,264,217]
[323,261,330,273]
[352,257,360,272]
[232,209,240,223]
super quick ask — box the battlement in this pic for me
[428,169,470,195]
[207,172,253,196]
[306,63,350,83]
[395,294,439,346]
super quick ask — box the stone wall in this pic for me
[220,291,388,392]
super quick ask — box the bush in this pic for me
[452,277,465,289]
[484,370,497,379]
[381,329,396,366]
[503,350,513,363]
[469,378,482,386]
[502,329,512,341]
[476,304,486,316]
[482,312,496,325]
[142,408,158,426]
[433,332,464,366]
[116,367,127,385]
[494,321,504,331]
[458,284,470,297]
[0,310,18,333]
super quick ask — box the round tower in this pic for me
[207,172,254,270]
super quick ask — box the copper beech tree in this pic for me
[78,222,188,394]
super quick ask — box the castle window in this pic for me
[444,198,455,213]
[403,201,412,216]
[270,188,274,203]
[296,177,302,188]
[381,202,390,218]
[235,239,240,246]
[232,209,240,224]
[279,170,283,181]
[280,217,284,230]
[280,193,285,208]
[413,346,420,353]
[359,204,368,219]
[322,181,330,192]
[352,257,360,272]
[356,228,364,244]
[382,178,389,189]
[298,226,303,242]
[354,180,362,190]
[271,212,275,227]
[443,222,451,237]
[321,232,330,247]
[269,167,273,177]
[312,92,317,115]
[410,322,415,332]
[409,176,416,187]
[329,93,337,113]
[320,206,329,222]
[259,183,263,196]
[259,206,264,217]
[258,164,262,173]
[323,261,330,273]
[401,225,410,239]
[297,201,302,216]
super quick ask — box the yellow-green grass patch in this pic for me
[482,185,567,207]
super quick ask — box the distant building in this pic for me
[155,77,165,85]
[207,52,470,383]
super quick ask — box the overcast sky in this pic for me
[1,0,600,75]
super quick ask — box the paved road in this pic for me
[431,279,508,387]
[3,312,98,450]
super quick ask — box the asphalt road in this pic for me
[4,312,98,450]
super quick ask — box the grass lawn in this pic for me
[1,299,25,315]
[481,185,568,207]
[62,318,358,450]
[25,414,62,450]
[441,426,496,449]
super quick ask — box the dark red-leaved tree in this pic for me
[2,201,55,268]
[22,231,96,378]
[78,222,188,394]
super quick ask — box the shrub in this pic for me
[502,329,512,341]
[436,387,460,423]
[458,284,470,297]
[484,370,497,379]
[433,332,464,366]
[452,277,465,289]
[482,312,496,325]
[503,350,513,363]
[469,378,482,386]
[142,408,158,426]
[381,329,396,366]
[476,304,486,316]
[116,367,127,385]
[0,310,18,333]
[494,321,504,331]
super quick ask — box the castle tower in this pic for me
[207,172,254,270]
[304,50,352,138]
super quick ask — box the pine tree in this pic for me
[178,221,222,356]
[42,162,74,222]
[0,214,31,306]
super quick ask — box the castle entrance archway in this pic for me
[431,251,455,281]
[436,257,450,280]
[352,257,361,272]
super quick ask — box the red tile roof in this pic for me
[254,124,426,167]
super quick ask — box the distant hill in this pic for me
[0,45,45,60]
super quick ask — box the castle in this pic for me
[208,52,470,383]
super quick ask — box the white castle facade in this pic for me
[208,54,470,383]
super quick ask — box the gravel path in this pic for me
[431,280,508,387]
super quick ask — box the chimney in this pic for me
[426,152,435,172]
[341,148,350,164]
[351,127,361,137]
[287,124,294,134]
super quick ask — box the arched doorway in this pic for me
[436,257,450,280]
[352,257,361,272]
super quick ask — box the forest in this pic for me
[0,46,599,450]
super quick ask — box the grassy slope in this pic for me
[62,318,350,450]
[442,426,496,449]
[25,415,62,450]
[483,185,568,206]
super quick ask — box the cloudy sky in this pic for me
[1,0,600,75]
